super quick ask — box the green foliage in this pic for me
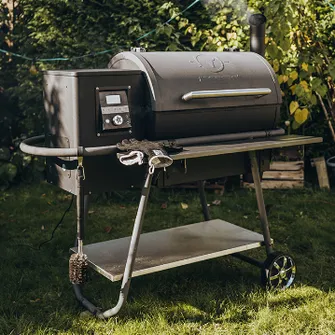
[261,0,335,138]
[0,0,189,187]
[1,0,335,185]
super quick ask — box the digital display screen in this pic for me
[106,94,121,105]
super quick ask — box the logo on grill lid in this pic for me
[193,55,225,73]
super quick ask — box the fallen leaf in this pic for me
[80,311,93,319]
[104,226,112,234]
[41,194,46,197]
[161,203,168,209]
[180,203,188,210]
[212,200,221,206]
[41,225,45,230]
[29,298,40,303]
[88,210,95,214]
[243,216,248,219]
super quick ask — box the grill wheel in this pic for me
[261,252,296,290]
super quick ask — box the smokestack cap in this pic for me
[248,13,267,26]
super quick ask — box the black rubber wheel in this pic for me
[261,252,296,289]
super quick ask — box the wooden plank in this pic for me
[260,180,304,189]
[311,157,330,189]
[269,161,304,171]
[243,180,304,189]
[262,170,304,181]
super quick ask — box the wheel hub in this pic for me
[279,269,286,279]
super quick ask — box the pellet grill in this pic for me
[20,15,323,318]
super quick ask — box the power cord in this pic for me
[38,195,74,249]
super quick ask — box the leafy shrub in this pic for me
[1,0,335,187]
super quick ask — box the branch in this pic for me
[315,63,335,122]
[316,92,335,143]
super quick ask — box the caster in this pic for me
[261,252,296,289]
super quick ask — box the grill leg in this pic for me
[74,195,90,248]
[84,195,90,227]
[76,167,85,252]
[73,170,154,318]
[198,180,211,221]
[249,151,273,256]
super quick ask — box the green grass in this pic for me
[1,182,335,334]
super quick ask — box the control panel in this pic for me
[97,88,131,132]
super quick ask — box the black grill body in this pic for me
[44,52,279,194]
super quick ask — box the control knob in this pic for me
[112,114,123,126]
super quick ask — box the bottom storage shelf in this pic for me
[71,219,265,282]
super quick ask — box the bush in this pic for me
[1,0,335,187]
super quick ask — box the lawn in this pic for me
[1,182,335,334]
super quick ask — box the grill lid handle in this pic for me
[182,88,272,101]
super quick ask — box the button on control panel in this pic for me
[97,89,131,132]
[112,115,124,126]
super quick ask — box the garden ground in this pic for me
[1,182,335,334]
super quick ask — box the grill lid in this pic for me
[110,51,282,112]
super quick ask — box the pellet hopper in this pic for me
[20,14,323,318]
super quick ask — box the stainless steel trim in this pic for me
[170,135,323,160]
[182,88,272,101]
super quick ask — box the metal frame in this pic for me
[71,151,273,319]
[19,129,288,157]
[19,134,323,318]
[198,151,273,270]
[73,169,154,318]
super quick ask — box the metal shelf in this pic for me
[71,219,265,282]
[170,135,323,160]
